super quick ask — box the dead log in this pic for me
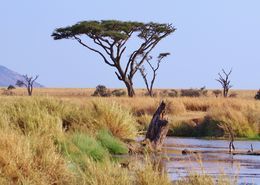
[145,101,169,151]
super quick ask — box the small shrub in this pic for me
[170,121,196,137]
[255,90,260,100]
[111,89,126,97]
[167,89,178,97]
[212,90,222,97]
[196,117,225,137]
[160,89,178,97]
[200,86,208,96]
[181,87,207,97]
[97,129,128,154]
[181,89,201,97]
[7,85,16,90]
[92,85,111,97]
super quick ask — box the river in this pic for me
[163,137,260,185]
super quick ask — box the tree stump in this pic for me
[145,101,169,151]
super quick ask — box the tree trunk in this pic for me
[148,90,152,97]
[223,88,228,97]
[124,79,135,97]
[145,101,169,151]
[27,86,32,96]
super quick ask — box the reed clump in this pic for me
[0,97,138,140]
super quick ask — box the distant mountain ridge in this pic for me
[0,65,43,87]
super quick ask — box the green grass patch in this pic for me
[61,133,109,167]
[97,129,128,154]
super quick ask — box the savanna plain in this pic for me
[0,88,259,185]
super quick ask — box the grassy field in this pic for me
[3,87,258,138]
[0,88,259,184]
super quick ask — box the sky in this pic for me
[1,0,260,89]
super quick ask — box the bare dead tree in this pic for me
[138,53,170,97]
[216,69,233,97]
[16,75,39,96]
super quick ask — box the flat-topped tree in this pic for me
[52,20,175,97]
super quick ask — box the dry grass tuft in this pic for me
[0,129,75,185]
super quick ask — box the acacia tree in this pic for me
[138,52,170,96]
[52,20,175,97]
[216,69,233,97]
[16,75,39,96]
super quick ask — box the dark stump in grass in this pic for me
[144,101,169,151]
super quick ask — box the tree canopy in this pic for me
[52,20,175,97]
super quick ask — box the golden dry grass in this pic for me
[0,128,75,185]
[0,88,259,184]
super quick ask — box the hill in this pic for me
[0,65,43,87]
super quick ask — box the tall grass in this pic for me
[0,95,259,138]
[90,100,138,140]
[134,156,172,185]
[0,96,248,184]
[206,99,260,137]
[0,129,75,184]
[0,97,138,140]
[80,157,133,185]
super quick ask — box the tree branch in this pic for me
[74,36,115,67]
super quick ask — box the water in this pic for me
[163,137,260,184]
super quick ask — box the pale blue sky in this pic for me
[1,0,260,89]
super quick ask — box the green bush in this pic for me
[181,87,207,97]
[196,118,224,137]
[170,121,196,137]
[97,130,128,154]
[181,89,200,97]
[7,85,16,90]
[111,89,126,97]
[92,85,111,97]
